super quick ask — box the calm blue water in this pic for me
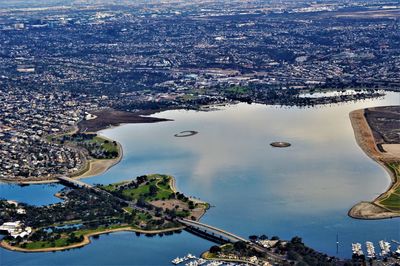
[1,92,400,265]
[1,231,211,266]
[0,183,63,206]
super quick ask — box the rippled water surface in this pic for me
[1,92,399,265]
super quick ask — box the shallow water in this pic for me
[1,92,399,265]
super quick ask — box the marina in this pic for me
[351,239,400,261]
[171,253,247,266]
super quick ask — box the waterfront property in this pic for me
[0,174,206,252]
[0,221,32,239]
[1,93,400,265]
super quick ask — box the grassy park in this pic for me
[378,162,400,211]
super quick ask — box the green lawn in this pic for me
[122,185,150,200]
[102,181,129,192]
[380,193,400,211]
[136,212,152,222]
[103,174,174,201]
[20,224,130,249]
[225,86,249,95]
[90,136,118,154]
[50,133,119,158]
[379,162,400,211]
[23,238,69,249]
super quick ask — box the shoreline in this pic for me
[201,251,258,266]
[70,134,124,180]
[348,109,400,219]
[0,108,171,185]
[0,133,123,185]
[1,174,208,253]
[0,226,185,253]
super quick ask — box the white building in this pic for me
[0,221,32,238]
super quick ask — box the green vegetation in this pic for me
[2,174,207,251]
[102,174,175,201]
[225,86,249,95]
[17,224,131,250]
[206,236,338,265]
[90,136,119,154]
[51,133,119,159]
[23,238,70,249]
[378,162,400,211]
[102,174,205,220]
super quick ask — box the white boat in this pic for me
[396,245,400,255]
[379,240,391,256]
[205,262,223,266]
[352,243,364,256]
[185,259,207,266]
[172,257,184,265]
[197,258,207,265]
[187,253,196,259]
[366,241,376,258]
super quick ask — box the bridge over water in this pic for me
[56,176,94,189]
[176,218,283,262]
[177,218,249,244]
[56,176,278,257]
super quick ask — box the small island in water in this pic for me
[0,174,208,252]
[270,141,291,148]
[174,131,199,137]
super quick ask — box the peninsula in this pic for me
[1,108,170,184]
[349,106,400,219]
[0,174,209,252]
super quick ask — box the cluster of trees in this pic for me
[277,236,337,266]
[53,133,118,159]
[56,133,98,143]
[208,241,261,258]
[7,228,85,248]
[220,84,384,107]
[0,200,21,225]
[2,188,125,228]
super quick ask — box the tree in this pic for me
[234,241,247,251]
[149,185,158,196]
[210,245,221,254]
[287,250,300,261]
[291,236,302,245]
[249,235,258,241]
[137,196,147,207]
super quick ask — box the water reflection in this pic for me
[1,93,399,262]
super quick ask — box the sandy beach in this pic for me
[1,107,170,184]
[348,109,400,219]
[1,133,123,185]
[71,135,123,179]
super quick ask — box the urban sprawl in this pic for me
[0,0,399,181]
